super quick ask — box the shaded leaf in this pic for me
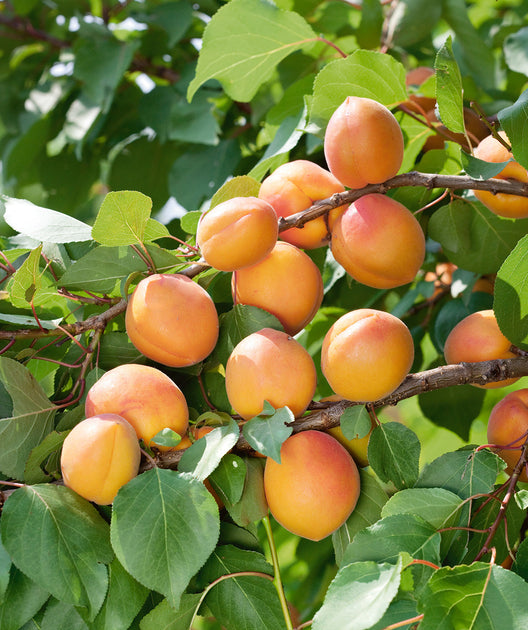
[368,422,420,490]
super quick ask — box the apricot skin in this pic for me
[473,132,528,218]
[258,160,346,249]
[233,241,324,336]
[85,363,189,451]
[125,273,219,368]
[330,193,425,289]
[60,413,141,505]
[321,309,414,402]
[264,430,361,540]
[487,389,528,482]
[443,309,518,389]
[196,196,278,271]
[225,327,317,420]
[324,96,404,189]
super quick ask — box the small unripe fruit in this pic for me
[196,196,278,271]
[258,160,346,249]
[330,194,425,289]
[126,273,219,368]
[225,328,317,420]
[487,389,528,482]
[233,241,324,336]
[473,132,528,218]
[324,96,404,189]
[443,309,518,389]
[321,309,414,402]
[264,431,361,540]
[85,364,189,451]
[60,414,141,505]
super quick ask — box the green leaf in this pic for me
[340,406,371,440]
[40,598,88,630]
[187,0,316,102]
[7,245,59,310]
[415,447,503,500]
[210,176,261,209]
[2,196,92,243]
[209,454,247,506]
[90,557,149,630]
[342,514,441,567]
[91,191,168,246]
[1,484,112,620]
[0,566,49,630]
[60,245,181,294]
[356,0,383,49]
[417,564,528,629]
[309,50,407,134]
[0,539,10,605]
[225,457,268,527]
[242,406,294,463]
[312,558,402,630]
[386,0,441,47]
[138,593,202,630]
[494,234,528,350]
[381,488,462,530]
[24,430,67,484]
[504,26,528,75]
[512,537,528,581]
[110,468,220,610]
[498,89,528,170]
[428,198,528,274]
[368,422,421,490]
[460,151,511,179]
[0,357,56,479]
[178,419,240,481]
[434,36,465,134]
[333,470,389,567]
[150,428,182,449]
[199,545,283,630]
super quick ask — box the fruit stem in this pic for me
[262,514,294,630]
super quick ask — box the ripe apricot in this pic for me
[60,413,141,505]
[330,193,425,289]
[85,363,189,451]
[473,132,528,218]
[125,273,219,368]
[321,309,414,402]
[225,327,317,420]
[324,96,404,189]
[258,160,346,249]
[232,241,324,336]
[443,309,518,388]
[487,389,528,482]
[196,196,278,271]
[264,430,361,540]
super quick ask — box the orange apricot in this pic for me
[196,196,278,271]
[125,273,219,368]
[327,422,374,469]
[321,309,414,402]
[487,389,528,482]
[60,413,141,505]
[330,193,425,289]
[225,327,317,420]
[324,96,404,189]
[85,363,189,451]
[473,132,528,218]
[443,309,518,388]
[264,430,361,540]
[258,160,346,249]
[232,241,324,336]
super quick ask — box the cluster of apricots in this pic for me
[60,92,528,541]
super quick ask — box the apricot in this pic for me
[196,196,278,271]
[324,96,404,189]
[225,327,317,420]
[330,193,425,289]
[60,413,141,505]
[85,363,189,451]
[125,273,219,367]
[232,241,324,336]
[473,132,528,218]
[264,430,361,540]
[487,389,528,482]
[258,160,346,249]
[321,309,414,402]
[443,309,518,388]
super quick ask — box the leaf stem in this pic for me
[262,515,294,630]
